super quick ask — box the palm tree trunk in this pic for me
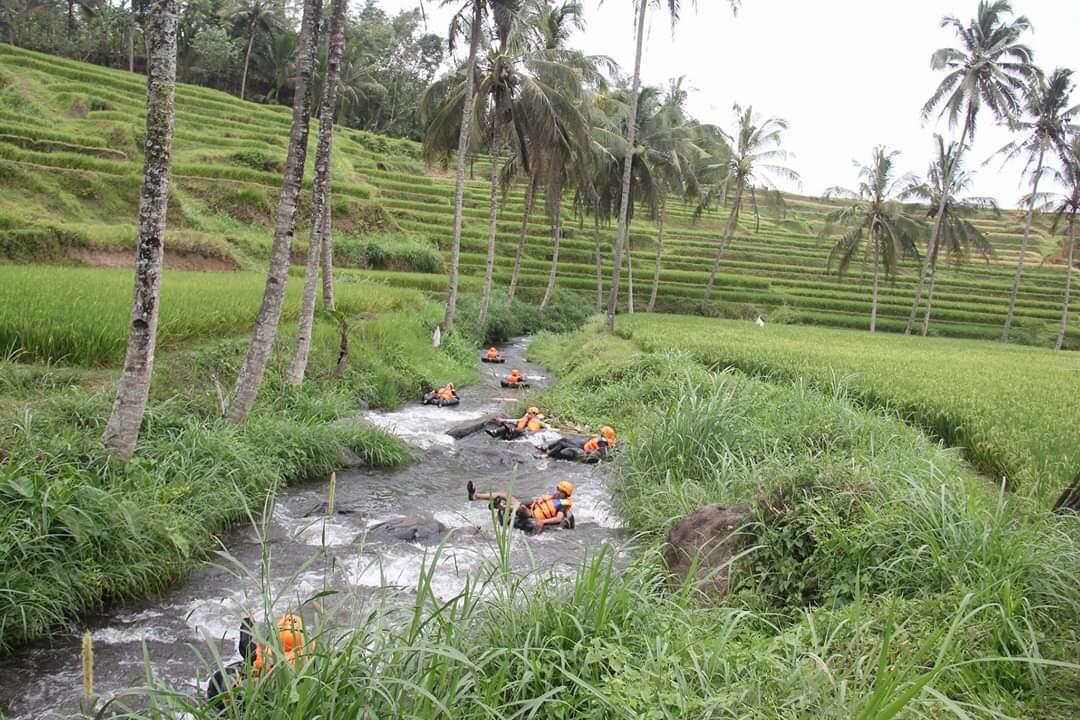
[320,190,334,309]
[1003,147,1045,343]
[507,170,536,304]
[604,0,647,331]
[506,171,536,304]
[128,26,135,72]
[241,17,257,101]
[647,198,665,312]
[700,182,743,310]
[627,244,635,313]
[102,0,178,460]
[540,189,562,312]
[920,244,941,336]
[286,0,346,385]
[1056,215,1076,350]
[478,116,501,325]
[906,203,946,334]
[594,212,603,311]
[442,1,483,334]
[226,0,320,423]
[870,237,881,333]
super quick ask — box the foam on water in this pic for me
[365,404,492,450]
[344,546,483,601]
[273,504,361,547]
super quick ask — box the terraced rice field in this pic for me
[1,44,1077,346]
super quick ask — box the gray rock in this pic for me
[337,447,367,468]
[368,514,448,543]
[663,503,752,599]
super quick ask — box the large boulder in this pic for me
[368,514,448,543]
[663,503,753,599]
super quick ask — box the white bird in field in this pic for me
[755,316,765,328]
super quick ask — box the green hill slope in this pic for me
[1,43,1076,347]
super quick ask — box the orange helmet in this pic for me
[277,614,304,653]
[489,347,497,353]
[527,406,540,415]
[447,382,456,390]
[601,426,616,443]
[510,368,521,375]
[556,480,574,497]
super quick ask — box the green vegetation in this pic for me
[0,267,483,650]
[107,322,1078,719]
[0,44,1075,346]
[613,313,1080,507]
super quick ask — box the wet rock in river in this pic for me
[368,514,448,543]
[663,503,752,599]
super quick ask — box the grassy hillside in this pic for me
[0,43,1077,348]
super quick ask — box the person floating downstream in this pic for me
[424,382,459,406]
[500,368,529,388]
[541,426,617,463]
[467,479,575,534]
[206,614,311,711]
[482,347,505,363]
[487,406,548,440]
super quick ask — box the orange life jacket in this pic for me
[507,373,523,383]
[436,386,455,400]
[516,413,533,430]
[530,494,571,520]
[526,417,544,432]
[251,620,309,676]
[583,436,601,453]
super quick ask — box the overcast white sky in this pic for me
[374,0,1079,208]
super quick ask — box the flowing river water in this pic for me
[0,338,624,719]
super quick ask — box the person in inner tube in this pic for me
[504,368,526,385]
[488,406,547,439]
[206,614,311,711]
[543,426,616,461]
[466,479,575,534]
[485,347,501,360]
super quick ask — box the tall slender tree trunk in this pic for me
[101,0,178,460]
[604,0,647,331]
[442,2,483,333]
[226,0,320,423]
[478,116,501,325]
[320,189,334,309]
[700,183,743,311]
[1003,147,1045,343]
[626,243,635,313]
[240,18,257,101]
[128,27,135,72]
[594,212,603,311]
[647,198,665,312]
[1056,215,1076,350]
[870,237,881,333]
[287,0,346,385]
[906,204,946,334]
[506,170,536,304]
[540,189,562,312]
[920,245,941,336]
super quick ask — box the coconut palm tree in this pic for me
[697,103,799,311]
[605,0,739,331]
[287,0,347,385]
[222,0,286,101]
[433,0,519,334]
[641,78,701,312]
[226,0,320,423]
[914,0,1037,334]
[902,136,996,335]
[102,0,179,459]
[1031,137,1080,350]
[996,68,1079,343]
[820,147,924,333]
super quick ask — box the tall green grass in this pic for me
[618,313,1080,506]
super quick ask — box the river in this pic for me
[0,337,624,719]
